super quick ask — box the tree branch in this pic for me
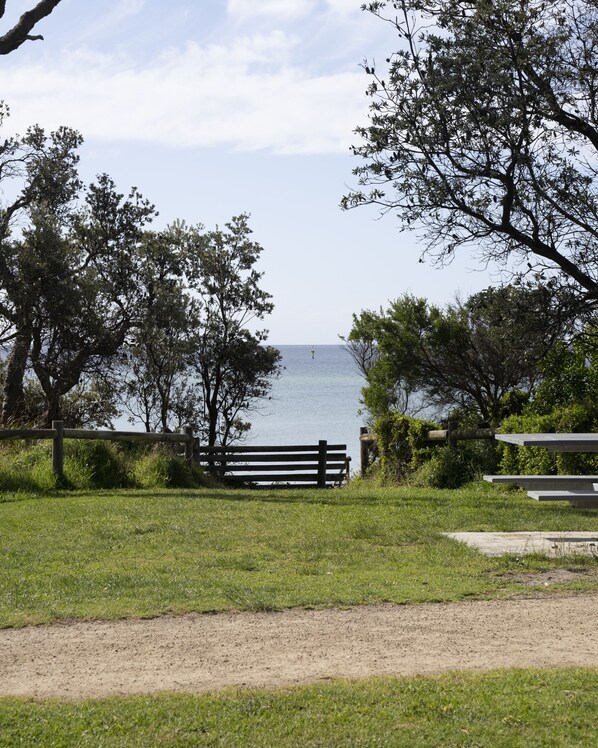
[0,0,62,55]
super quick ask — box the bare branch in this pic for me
[0,0,62,55]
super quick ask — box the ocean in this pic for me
[245,345,365,470]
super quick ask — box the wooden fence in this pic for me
[359,423,496,476]
[197,441,351,488]
[0,421,196,477]
[0,423,351,488]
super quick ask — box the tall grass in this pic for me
[0,440,212,491]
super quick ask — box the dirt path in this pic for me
[1,594,597,700]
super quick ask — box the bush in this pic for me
[498,403,598,475]
[373,413,439,484]
[63,440,129,489]
[370,413,500,489]
[410,439,499,489]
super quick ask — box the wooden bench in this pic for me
[484,476,598,508]
[197,441,351,488]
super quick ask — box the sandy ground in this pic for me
[1,593,598,700]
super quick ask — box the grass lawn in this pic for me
[1,482,597,627]
[1,669,597,746]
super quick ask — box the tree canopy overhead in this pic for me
[0,1,63,55]
[343,0,598,299]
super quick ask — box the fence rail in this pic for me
[0,421,195,478]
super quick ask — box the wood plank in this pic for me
[204,463,347,473]
[0,429,54,440]
[198,453,347,464]
[63,429,190,444]
[196,444,346,454]
[223,473,342,483]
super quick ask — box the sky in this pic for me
[0,0,498,343]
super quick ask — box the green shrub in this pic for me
[373,413,439,484]
[498,404,598,475]
[371,413,500,489]
[0,440,213,492]
[409,445,468,488]
[410,439,499,489]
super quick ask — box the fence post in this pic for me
[360,426,370,476]
[52,420,64,478]
[183,425,194,466]
[317,439,327,488]
[447,419,457,450]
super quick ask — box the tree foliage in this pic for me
[344,0,598,299]
[121,226,199,433]
[348,285,576,425]
[0,109,279,439]
[186,215,281,447]
[0,124,156,425]
[120,216,281,444]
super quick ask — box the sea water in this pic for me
[246,345,365,470]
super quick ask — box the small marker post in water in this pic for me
[311,346,315,359]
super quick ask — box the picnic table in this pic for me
[484,433,598,508]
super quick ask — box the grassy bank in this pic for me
[1,669,596,746]
[1,483,597,627]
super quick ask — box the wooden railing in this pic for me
[198,440,351,487]
[0,421,195,477]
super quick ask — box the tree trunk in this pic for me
[1,328,31,425]
[40,389,62,428]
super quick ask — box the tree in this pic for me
[343,0,598,300]
[119,216,281,444]
[531,333,598,415]
[348,285,577,425]
[0,123,84,424]
[0,122,156,426]
[121,226,199,433]
[186,215,281,447]
[24,174,155,425]
[0,1,64,55]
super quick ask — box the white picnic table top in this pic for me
[495,433,598,452]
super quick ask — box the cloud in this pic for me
[227,0,319,21]
[0,33,369,155]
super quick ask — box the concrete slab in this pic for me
[444,531,598,557]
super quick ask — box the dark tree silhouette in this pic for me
[0,1,63,55]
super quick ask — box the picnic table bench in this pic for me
[484,433,598,508]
